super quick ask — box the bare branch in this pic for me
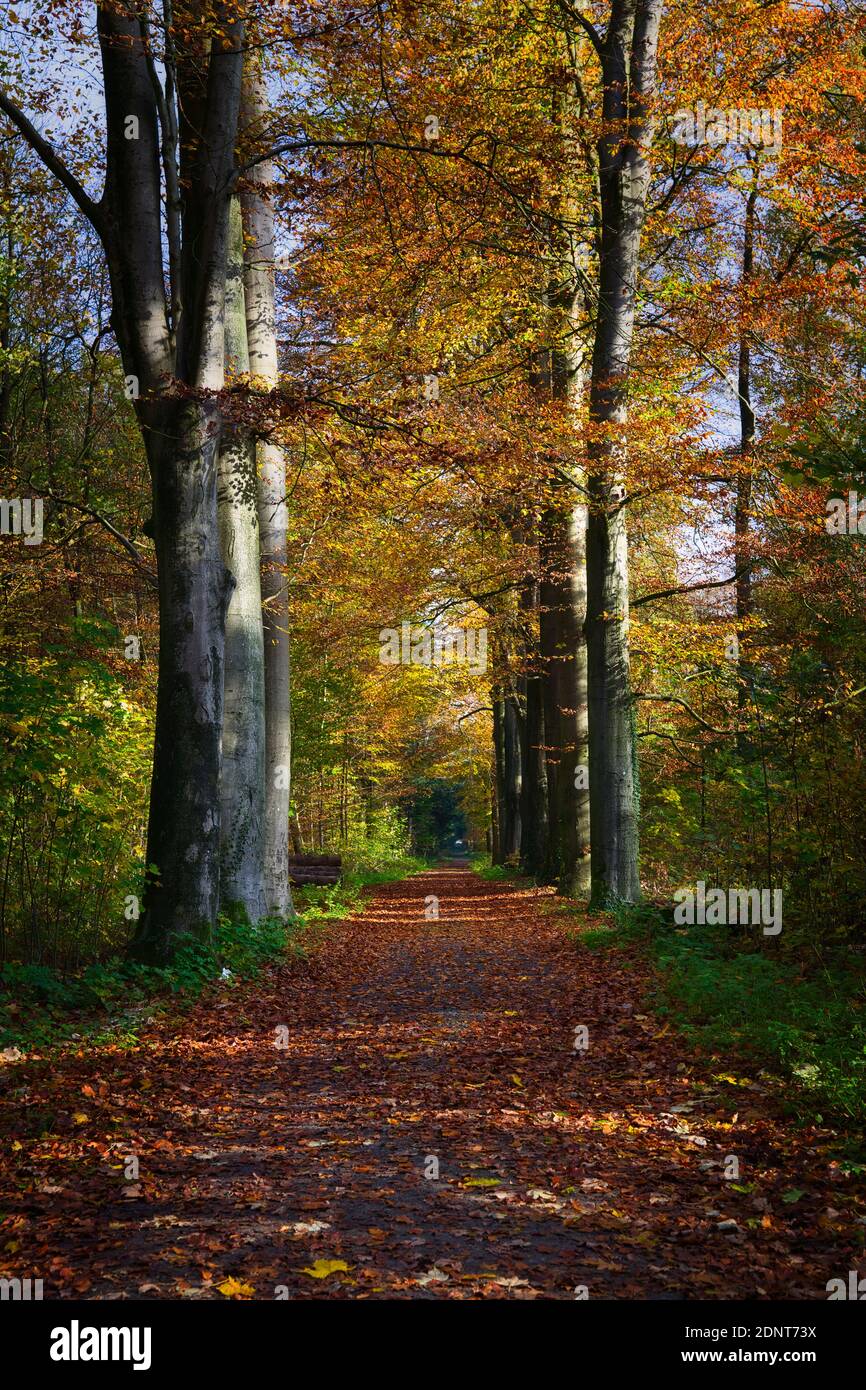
[632,569,747,608]
[0,92,103,232]
[634,693,730,735]
[636,728,703,768]
[457,706,494,723]
[42,492,157,586]
[556,0,605,61]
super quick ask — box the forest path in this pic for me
[1,868,862,1299]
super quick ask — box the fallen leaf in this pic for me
[300,1259,350,1279]
[216,1277,255,1298]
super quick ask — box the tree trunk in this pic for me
[93,5,244,961]
[217,195,267,921]
[519,575,549,880]
[241,63,295,919]
[537,22,592,896]
[539,523,563,882]
[555,505,591,896]
[540,499,590,892]
[492,690,507,864]
[502,686,523,860]
[735,167,758,748]
[132,399,233,959]
[586,0,662,908]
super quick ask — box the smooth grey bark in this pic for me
[241,63,295,919]
[490,746,502,864]
[490,611,523,863]
[585,0,662,908]
[218,196,267,921]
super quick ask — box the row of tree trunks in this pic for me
[0,10,296,957]
[491,0,662,908]
[115,6,245,960]
[501,504,588,892]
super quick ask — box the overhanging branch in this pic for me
[634,693,730,736]
[0,92,103,233]
[633,569,748,608]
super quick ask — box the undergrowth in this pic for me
[574,899,866,1131]
[0,854,426,1051]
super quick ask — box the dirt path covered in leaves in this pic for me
[1,868,863,1299]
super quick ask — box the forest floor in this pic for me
[1,867,864,1300]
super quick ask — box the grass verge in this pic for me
[470,858,521,882]
[573,899,866,1133]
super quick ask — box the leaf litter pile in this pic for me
[1,869,863,1299]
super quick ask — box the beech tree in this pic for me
[1,2,247,959]
[240,62,295,919]
[583,0,663,907]
[218,193,267,922]
[537,13,593,895]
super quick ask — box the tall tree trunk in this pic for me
[539,518,563,882]
[92,5,244,960]
[241,63,295,918]
[519,574,549,879]
[586,0,663,908]
[554,505,591,896]
[134,400,233,958]
[491,620,523,864]
[217,196,266,921]
[537,21,591,895]
[735,166,758,747]
[539,498,590,893]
